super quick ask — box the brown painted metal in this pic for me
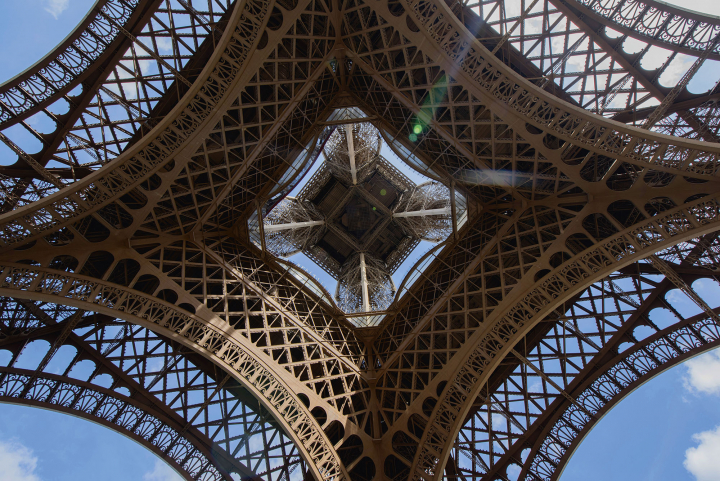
[4,0,720,480]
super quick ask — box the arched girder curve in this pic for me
[0,367,232,481]
[452,0,720,143]
[0,263,347,481]
[560,0,720,60]
[0,0,154,128]
[0,299,311,481]
[522,304,720,480]
[402,192,720,479]
[0,0,277,250]
[442,233,720,481]
[348,0,720,188]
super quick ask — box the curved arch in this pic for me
[0,0,271,249]
[350,1,720,475]
[563,0,720,60]
[0,263,347,480]
[406,193,720,479]
[0,0,146,127]
[0,367,228,481]
[524,308,720,480]
[389,0,720,182]
[0,298,311,481]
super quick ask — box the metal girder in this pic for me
[4,0,720,480]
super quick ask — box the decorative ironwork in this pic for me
[2,0,720,480]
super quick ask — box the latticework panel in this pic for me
[0,298,309,481]
[2,0,720,479]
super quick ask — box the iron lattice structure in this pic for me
[3,0,720,480]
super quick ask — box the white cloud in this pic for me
[0,440,41,481]
[143,460,182,481]
[685,425,720,481]
[684,349,720,396]
[44,0,69,19]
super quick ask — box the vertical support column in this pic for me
[450,180,458,240]
[346,124,357,185]
[256,200,266,254]
[360,252,370,312]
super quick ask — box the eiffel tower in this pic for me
[2,0,720,479]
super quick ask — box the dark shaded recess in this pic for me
[565,233,595,255]
[436,380,447,397]
[325,420,345,445]
[297,393,310,407]
[338,435,363,466]
[525,123,543,135]
[645,197,676,216]
[49,255,79,272]
[406,15,419,32]
[363,171,399,208]
[266,7,283,30]
[256,31,268,49]
[685,176,709,184]
[422,396,437,417]
[685,193,708,203]
[17,259,40,266]
[558,195,586,210]
[407,413,426,438]
[97,202,133,229]
[384,454,410,481]
[534,268,550,281]
[73,215,110,242]
[311,406,327,425]
[317,231,354,265]
[561,145,590,165]
[608,199,646,228]
[543,134,562,150]
[379,412,388,436]
[79,251,115,278]
[392,431,418,463]
[139,173,162,191]
[132,243,160,255]
[132,274,160,294]
[156,159,174,174]
[350,457,376,481]
[370,221,408,263]
[580,154,614,182]
[120,189,147,210]
[156,289,178,304]
[107,258,141,286]
[14,240,36,250]
[582,212,618,240]
[44,226,74,246]
[388,0,405,16]
[549,251,572,268]
[606,162,640,191]
[340,194,382,240]
[226,309,247,332]
[132,230,160,239]
[312,177,348,216]
[177,302,196,314]
[364,412,375,437]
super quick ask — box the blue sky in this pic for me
[2,1,720,480]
